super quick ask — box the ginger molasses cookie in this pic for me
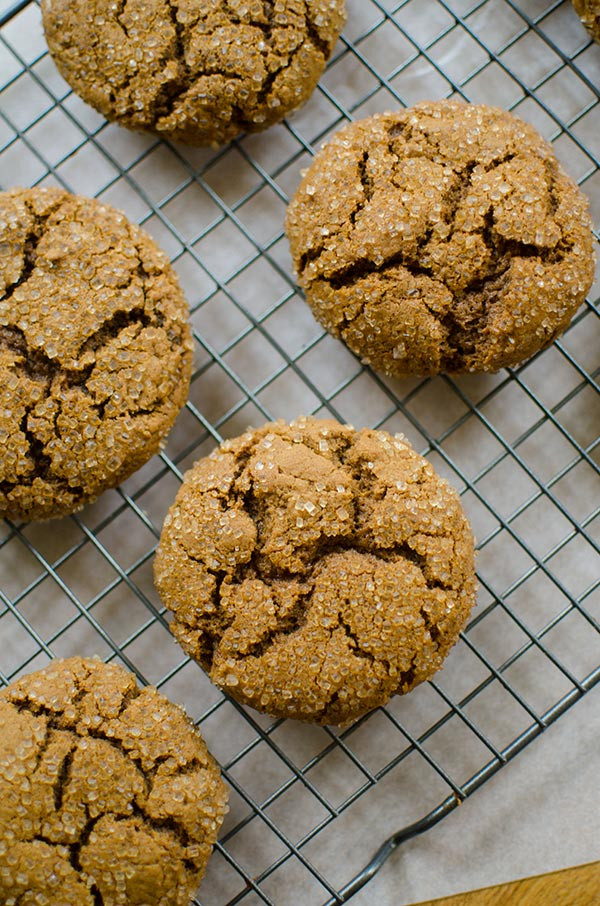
[573,0,600,41]
[285,100,595,376]
[154,417,476,725]
[0,657,228,906]
[42,0,347,146]
[0,186,193,522]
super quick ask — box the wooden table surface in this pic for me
[414,862,600,906]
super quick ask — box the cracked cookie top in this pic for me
[285,101,595,376]
[41,0,347,146]
[572,0,600,41]
[0,657,228,906]
[0,186,193,522]
[154,417,476,725]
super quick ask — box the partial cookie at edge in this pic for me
[0,186,193,521]
[41,0,347,146]
[0,656,228,906]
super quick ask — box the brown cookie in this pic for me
[41,0,347,146]
[154,417,476,725]
[0,656,228,906]
[285,100,595,376]
[0,186,193,522]
[573,0,600,41]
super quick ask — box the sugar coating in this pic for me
[572,0,600,40]
[41,0,347,146]
[154,417,477,725]
[285,100,595,377]
[0,657,228,906]
[0,187,193,521]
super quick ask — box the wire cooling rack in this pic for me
[1,0,599,903]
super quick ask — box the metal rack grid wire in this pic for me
[0,0,599,902]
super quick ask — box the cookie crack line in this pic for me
[7,405,84,498]
[28,813,102,874]
[306,207,570,368]
[201,539,451,665]
[183,460,457,593]
[221,0,280,37]
[166,0,189,68]
[30,718,53,775]
[397,652,419,691]
[131,801,193,854]
[53,746,75,812]
[348,151,372,227]
[302,0,334,57]
[1,308,153,490]
[420,606,441,644]
[440,159,478,239]
[28,702,163,778]
[252,34,316,109]
[6,698,204,852]
[160,27,320,133]
[177,428,459,593]
[90,882,104,906]
[0,198,67,305]
[220,579,315,663]
[69,814,102,872]
[302,192,568,292]
[338,614,376,664]
[2,274,160,375]
[147,0,192,121]
[114,0,129,37]
[19,406,53,480]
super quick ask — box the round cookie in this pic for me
[0,656,228,906]
[285,100,595,376]
[0,186,193,521]
[41,0,347,146]
[572,0,600,41]
[154,417,476,725]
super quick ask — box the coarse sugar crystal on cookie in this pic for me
[154,416,477,725]
[285,100,595,377]
[0,656,228,906]
[41,0,347,146]
[0,186,193,522]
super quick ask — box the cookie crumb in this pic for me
[572,0,600,41]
